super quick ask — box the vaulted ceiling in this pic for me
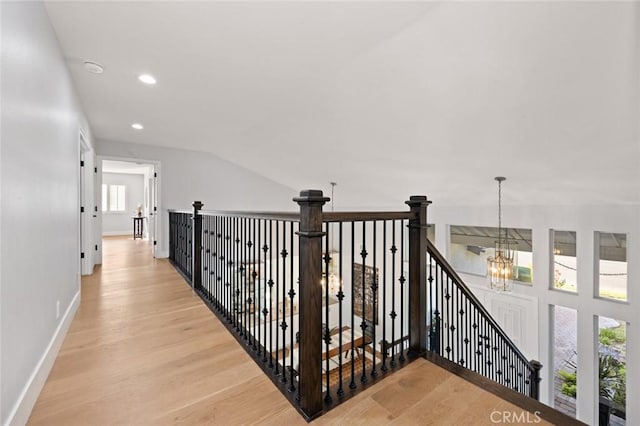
[45,1,640,208]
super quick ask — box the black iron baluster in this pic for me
[350,221,356,389]
[274,220,280,375]
[497,332,503,386]
[247,219,253,342]
[224,217,229,318]
[217,216,221,309]
[252,218,257,351]
[288,221,295,392]
[452,275,457,363]
[434,261,440,356]
[445,275,450,361]
[360,221,368,383]
[337,222,344,396]
[371,221,378,378]
[242,217,248,340]
[482,314,495,380]
[457,285,462,366]
[202,218,207,297]
[381,220,388,372]
[206,218,212,301]
[467,298,471,369]
[471,298,476,371]
[439,264,444,358]
[399,221,405,363]
[228,218,232,322]
[267,220,274,368]
[483,312,488,377]
[227,217,233,321]
[510,345,516,391]
[478,315,484,376]
[262,220,270,362]
[390,220,397,367]
[220,217,224,312]
[210,217,214,300]
[427,252,433,352]
[257,219,262,355]
[219,216,224,311]
[210,217,214,305]
[212,216,217,306]
[234,218,240,330]
[323,222,331,403]
[280,222,288,384]
[493,324,498,383]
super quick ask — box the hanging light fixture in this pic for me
[487,176,516,291]
[323,182,340,296]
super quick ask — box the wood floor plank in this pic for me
[28,236,550,425]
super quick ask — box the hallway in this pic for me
[28,237,549,425]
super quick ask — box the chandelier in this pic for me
[487,176,516,292]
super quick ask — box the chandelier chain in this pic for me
[498,178,502,249]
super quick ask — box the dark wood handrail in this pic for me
[197,209,300,222]
[426,238,534,371]
[322,211,415,222]
[170,209,414,223]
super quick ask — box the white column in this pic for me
[575,226,596,425]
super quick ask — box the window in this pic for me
[102,184,126,212]
[448,225,533,283]
[596,232,627,301]
[598,316,626,424]
[553,305,577,418]
[551,230,577,292]
[427,223,435,243]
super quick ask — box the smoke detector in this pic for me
[83,61,104,74]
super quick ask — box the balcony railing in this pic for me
[168,190,542,420]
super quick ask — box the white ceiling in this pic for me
[45,1,640,208]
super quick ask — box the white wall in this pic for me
[1,2,93,424]
[430,203,640,426]
[95,140,298,258]
[101,172,145,235]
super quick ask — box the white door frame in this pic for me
[96,155,162,258]
[79,131,94,275]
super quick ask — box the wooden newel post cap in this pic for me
[405,195,431,207]
[192,201,204,210]
[293,190,330,205]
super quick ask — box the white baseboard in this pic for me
[156,249,169,259]
[4,291,80,426]
[101,231,130,236]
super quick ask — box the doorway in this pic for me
[96,157,160,259]
[79,131,95,275]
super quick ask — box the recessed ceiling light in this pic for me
[131,123,144,130]
[138,74,156,85]
[83,61,104,74]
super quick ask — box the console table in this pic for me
[132,216,145,239]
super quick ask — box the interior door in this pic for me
[149,167,158,257]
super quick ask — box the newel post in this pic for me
[530,360,542,400]
[192,201,204,290]
[294,190,329,418]
[406,195,431,357]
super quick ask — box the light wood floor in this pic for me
[29,236,549,425]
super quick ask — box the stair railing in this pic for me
[426,238,542,399]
